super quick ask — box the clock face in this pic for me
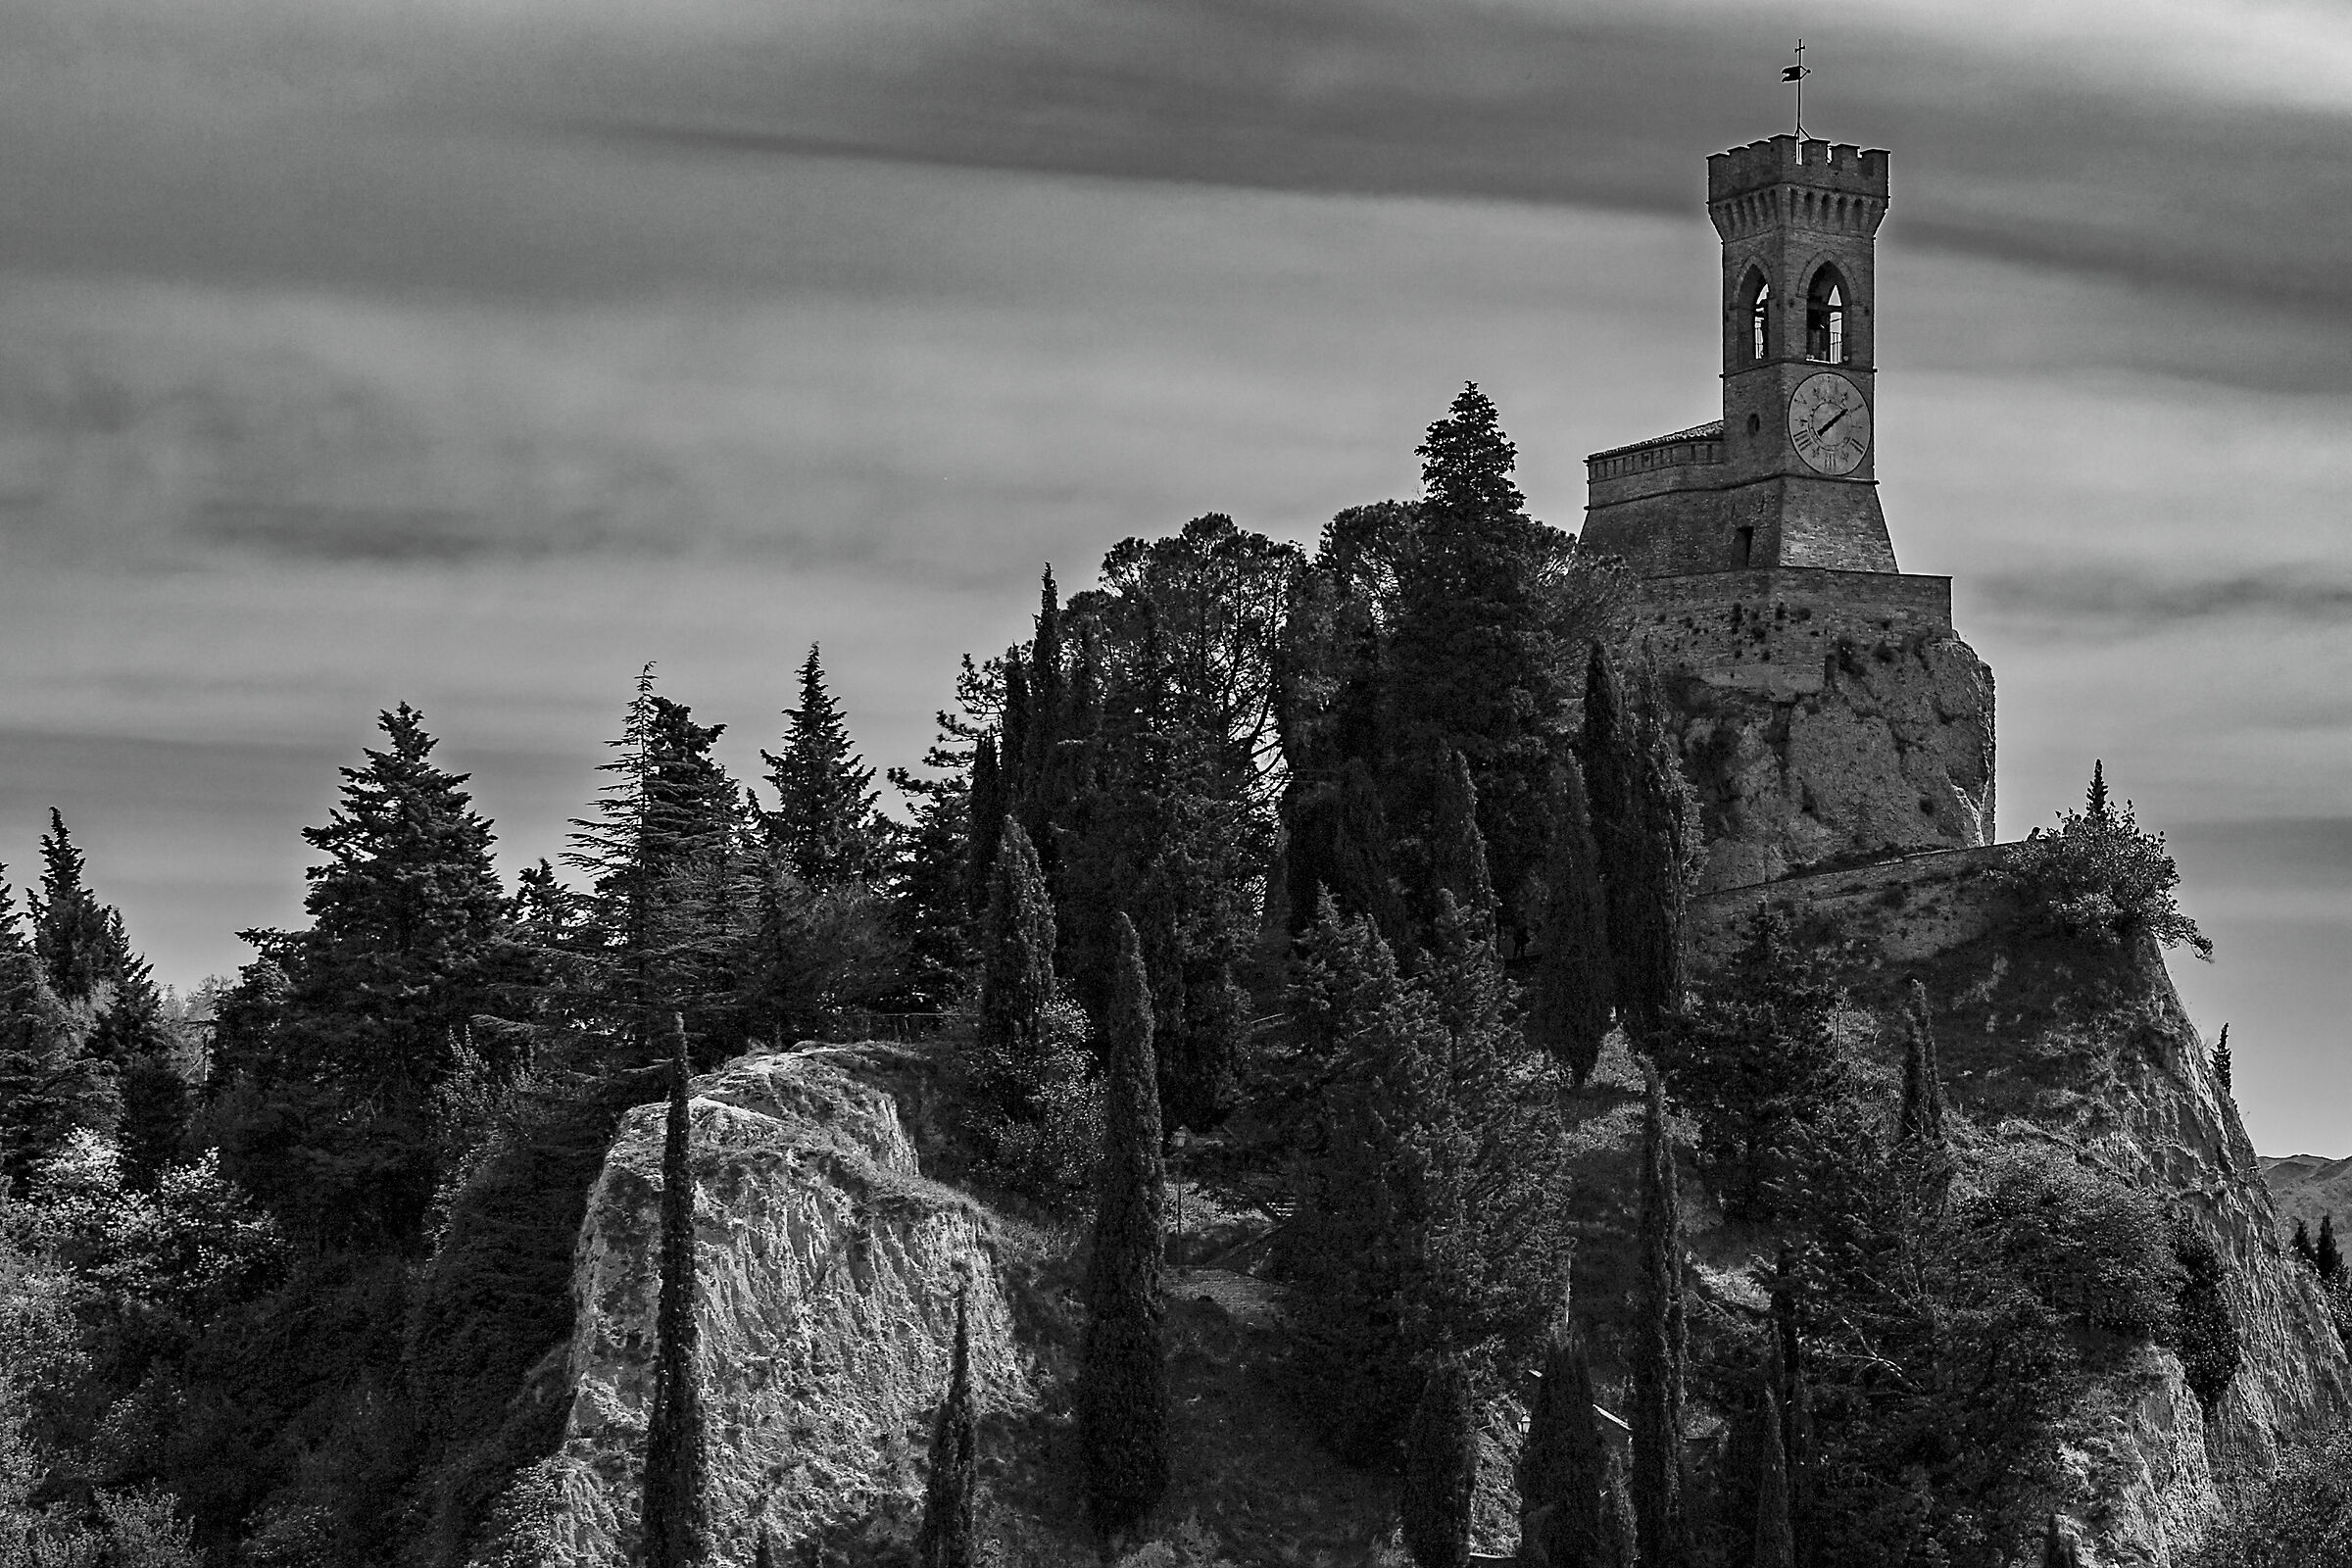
[1788,371,1871,476]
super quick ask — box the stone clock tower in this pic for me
[1579,134,1995,891]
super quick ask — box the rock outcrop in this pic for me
[1664,626,1996,892]
[1696,850,2350,1565]
[500,1047,1029,1568]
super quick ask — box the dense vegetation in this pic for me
[0,386,2283,1568]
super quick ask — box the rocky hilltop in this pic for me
[1695,849,2350,1565]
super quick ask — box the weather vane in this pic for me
[1783,40,1811,138]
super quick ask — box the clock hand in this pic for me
[1817,405,1851,435]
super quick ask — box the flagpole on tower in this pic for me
[1784,40,1810,139]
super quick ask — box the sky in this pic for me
[1,0,2349,1152]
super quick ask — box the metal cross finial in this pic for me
[1783,40,1811,138]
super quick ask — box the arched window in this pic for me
[1806,267,1847,363]
[1739,270,1772,363]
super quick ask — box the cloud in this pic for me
[1977,568,2352,636]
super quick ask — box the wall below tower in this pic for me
[1583,477,1896,576]
[1611,568,1993,890]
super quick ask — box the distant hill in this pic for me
[2261,1153,2352,1238]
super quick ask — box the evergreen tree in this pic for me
[0,948,97,1199]
[915,1288,979,1568]
[1579,649,1698,1042]
[1600,1450,1641,1568]
[1079,915,1169,1541]
[1657,909,1849,1223]
[2212,1024,2231,1094]
[761,644,887,887]
[288,704,514,1098]
[2042,1516,2081,1568]
[2293,1218,2317,1272]
[963,734,1004,920]
[1386,385,1574,941]
[641,1019,708,1568]
[1896,979,1946,1155]
[2084,760,2110,823]
[30,808,123,1004]
[1279,898,1572,1462]
[104,958,190,1192]
[2317,1214,2342,1283]
[1518,1312,1607,1568]
[1281,760,1408,947]
[974,821,1058,1103]
[1630,1061,1690,1568]
[1752,1391,1795,1568]
[1400,1357,1476,1568]
[1530,758,1611,1086]
[1428,749,1496,939]
[2170,1217,2241,1410]
[753,1528,775,1568]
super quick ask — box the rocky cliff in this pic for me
[479,1046,1031,1568]
[1666,627,1996,892]
[1696,850,2351,1565]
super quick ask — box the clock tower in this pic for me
[1575,132,1993,891]
[1583,135,1898,576]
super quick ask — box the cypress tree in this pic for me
[1518,1312,1607,1568]
[1400,1357,1476,1568]
[2292,1218,2318,1272]
[641,1018,708,1568]
[1629,1061,1689,1568]
[2318,1214,2342,1283]
[1600,1449,1640,1568]
[974,821,1058,1107]
[1428,749,1496,940]
[1283,760,1408,948]
[2042,1516,2082,1568]
[915,1288,979,1568]
[1751,1391,1794,1568]
[2212,1023,2231,1094]
[30,808,123,1005]
[1079,915,1169,1542]
[2084,760,2110,824]
[1618,682,1696,1041]
[964,734,1004,919]
[1896,980,1946,1154]
[761,644,886,887]
[1531,758,1611,1086]
[752,1529,775,1568]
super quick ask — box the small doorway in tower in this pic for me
[1735,526,1755,567]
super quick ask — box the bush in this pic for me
[2186,1420,2352,1567]
[1994,766,2211,959]
[1963,1145,2180,1341]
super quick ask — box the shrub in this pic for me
[1994,764,2211,959]
[2186,1420,2352,1567]
[1963,1145,2180,1341]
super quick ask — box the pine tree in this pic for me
[1518,1312,1607,1568]
[290,704,513,1098]
[2084,760,2110,823]
[641,1018,708,1568]
[1080,915,1169,1542]
[1630,1060,1690,1568]
[2212,1023,2231,1094]
[103,957,189,1192]
[1896,980,1946,1154]
[915,1288,979,1568]
[0,948,96,1199]
[2292,1217,2318,1272]
[2317,1214,2342,1283]
[1531,758,1611,1086]
[1752,1390,1795,1568]
[1400,1357,1477,1568]
[762,645,887,887]
[30,809,123,1005]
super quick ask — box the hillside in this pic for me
[2260,1153,2352,1241]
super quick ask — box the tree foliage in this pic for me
[1079,916,1169,1542]
[1995,762,2211,959]
[762,644,889,888]
[915,1290,979,1568]
[1399,1357,1476,1568]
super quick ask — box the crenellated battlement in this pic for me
[1707,135,1888,202]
